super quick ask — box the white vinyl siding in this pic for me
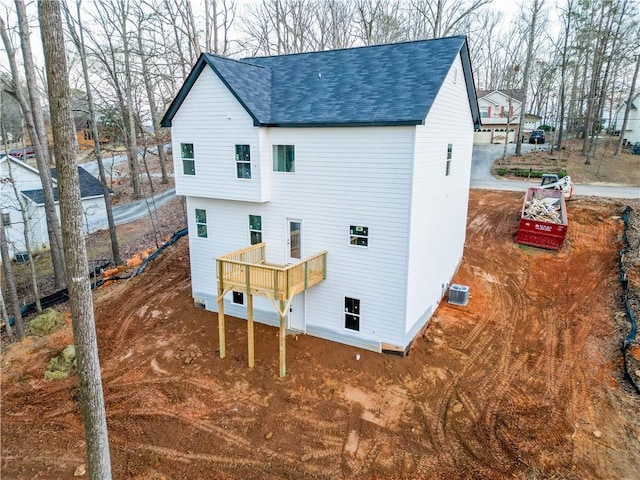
[170,67,268,202]
[186,126,413,348]
[405,53,474,337]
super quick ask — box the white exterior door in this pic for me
[286,219,302,264]
[288,293,305,331]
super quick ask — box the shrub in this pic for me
[29,309,64,336]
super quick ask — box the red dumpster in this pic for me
[515,188,568,251]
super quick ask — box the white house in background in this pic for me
[614,93,640,144]
[161,36,480,356]
[474,89,524,144]
[0,154,107,257]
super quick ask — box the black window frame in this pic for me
[232,291,244,305]
[249,215,262,245]
[446,143,452,176]
[195,208,207,238]
[235,144,251,179]
[344,297,360,331]
[349,225,369,247]
[273,145,295,172]
[2,212,10,227]
[181,143,195,175]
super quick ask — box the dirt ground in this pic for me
[494,137,640,185]
[2,190,640,479]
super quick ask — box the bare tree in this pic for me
[615,52,640,155]
[8,2,67,288]
[4,158,42,314]
[63,0,122,265]
[515,0,545,156]
[411,0,492,39]
[0,210,24,340]
[39,0,112,478]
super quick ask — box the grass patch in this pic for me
[28,309,64,336]
[44,345,76,380]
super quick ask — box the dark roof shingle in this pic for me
[162,36,480,128]
[21,166,106,205]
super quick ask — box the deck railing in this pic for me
[216,243,327,301]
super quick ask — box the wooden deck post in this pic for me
[217,261,226,358]
[279,299,286,377]
[247,293,254,368]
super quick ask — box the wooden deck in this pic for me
[216,243,327,302]
[215,243,327,376]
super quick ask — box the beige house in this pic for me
[474,89,524,144]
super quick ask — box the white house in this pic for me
[0,154,107,257]
[474,89,524,144]
[614,93,640,144]
[160,36,480,361]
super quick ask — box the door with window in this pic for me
[287,219,301,263]
[288,293,305,331]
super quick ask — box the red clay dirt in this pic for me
[2,190,640,479]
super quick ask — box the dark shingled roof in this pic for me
[21,166,106,205]
[161,36,480,128]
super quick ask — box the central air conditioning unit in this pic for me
[448,284,469,306]
[14,251,29,263]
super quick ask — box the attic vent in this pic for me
[448,284,469,306]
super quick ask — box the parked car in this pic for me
[9,146,36,159]
[529,130,546,144]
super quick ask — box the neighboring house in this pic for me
[161,36,480,357]
[614,93,640,144]
[474,89,524,144]
[0,154,107,256]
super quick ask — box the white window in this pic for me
[446,144,452,176]
[349,226,368,247]
[235,145,251,179]
[273,145,295,172]
[195,209,207,238]
[181,143,195,175]
[232,292,244,305]
[345,297,360,331]
[249,215,262,245]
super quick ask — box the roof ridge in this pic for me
[204,52,268,70]
[245,35,466,61]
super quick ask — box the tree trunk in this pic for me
[137,26,169,184]
[121,4,142,199]
[6,157,42,314]
[39,1,112,479]
[0,286,13,340]
[63,0,122,266]
[12,2,67,288]
[0,213,24,340]
[515,0,542,157]
[616,53,640,155]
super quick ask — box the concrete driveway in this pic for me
[471,144,639,199]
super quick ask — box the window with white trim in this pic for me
[349,226,368,247]
[273,145,295,172]
[249,215,262,245]
[345,297,360,331]
[181,143,195,175]
[195,209,207,238]
[235,145,251,179]
[232,292,244,305]
[2,212,10,227]
[446,144,452,176]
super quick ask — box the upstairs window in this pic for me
[195,209,207,238]
[2,212,10,227]
[235,145,251,179]
[345,297,360,331]
[349,226,369,247]
[249,215,262,245]
[273,145,295,172]
[181,143,195,175]
[446,144,453,176]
